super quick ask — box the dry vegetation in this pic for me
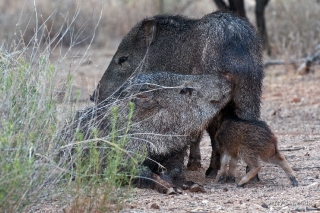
[1,0,319,56]
[0,0,320,212]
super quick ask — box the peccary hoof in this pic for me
[189,184,206,193]
[187,160,201,171]
[182,181,195,190]
[166,187,183,195]
[226,176,236,183]
[237,184,245,188]
[205,168,218,179]
[174,187,183,194]
[246,166,260,182]
[218,175,227,183]
[166,187,176,195]
[290,176,299,187]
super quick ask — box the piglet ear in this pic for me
[179,87,194,95]
[142,19,157,46]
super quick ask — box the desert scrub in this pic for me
[0,48,58,211]
[0,46,140,212]
[57,101,143,212]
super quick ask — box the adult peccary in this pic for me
[59,71,233,193]
[216,115,299,187]
[213,0,270,52]
[90,11,263,177]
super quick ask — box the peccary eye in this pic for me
[180,87,193,95]
[118,56,128,65]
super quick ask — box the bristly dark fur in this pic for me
[59,71,233,193]
[91,10,264,177]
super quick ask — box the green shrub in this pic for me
[0,37,140,213]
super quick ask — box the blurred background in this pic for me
[0,0,319,58]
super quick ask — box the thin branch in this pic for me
[292,166,320,171]
[263,59,305,68]
[279,147,305,151]
[294,207,320,212]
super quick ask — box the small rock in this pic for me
[305,152,310,156]
[63,207,71,213]
[312,202,320,209]
[223,200,233,204]
[151,203,160,209]
[223,187,228,192]
[291,97,301,103]
[261,203,268,209]
[190,207,204,212]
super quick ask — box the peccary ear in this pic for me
[142,19,157,46]
[179,87,194,95]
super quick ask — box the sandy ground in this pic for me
[120,64,320,213]
[32,48,320,212]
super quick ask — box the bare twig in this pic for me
[295,207,320,212]
[297,44,320,74]
[279,147,305,151]
[264,44,320,71]
[292,166,320,171]
[263,59,305,68]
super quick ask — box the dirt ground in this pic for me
[46,48,320,213]
[119,65,320,213]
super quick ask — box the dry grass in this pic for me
[266,0,320,58]
[0,0,215,49]
[1,0,319,58]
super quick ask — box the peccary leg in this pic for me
[187,134,202,171]
[246,166,260,182]
[269,152,299,187]
[238,158,262,187]
[162,150,187,187]
[235,87,262,183]
[227,157,237,183]
[206,121,221,178]
[218,154,230,183]
[169,150,205,193]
